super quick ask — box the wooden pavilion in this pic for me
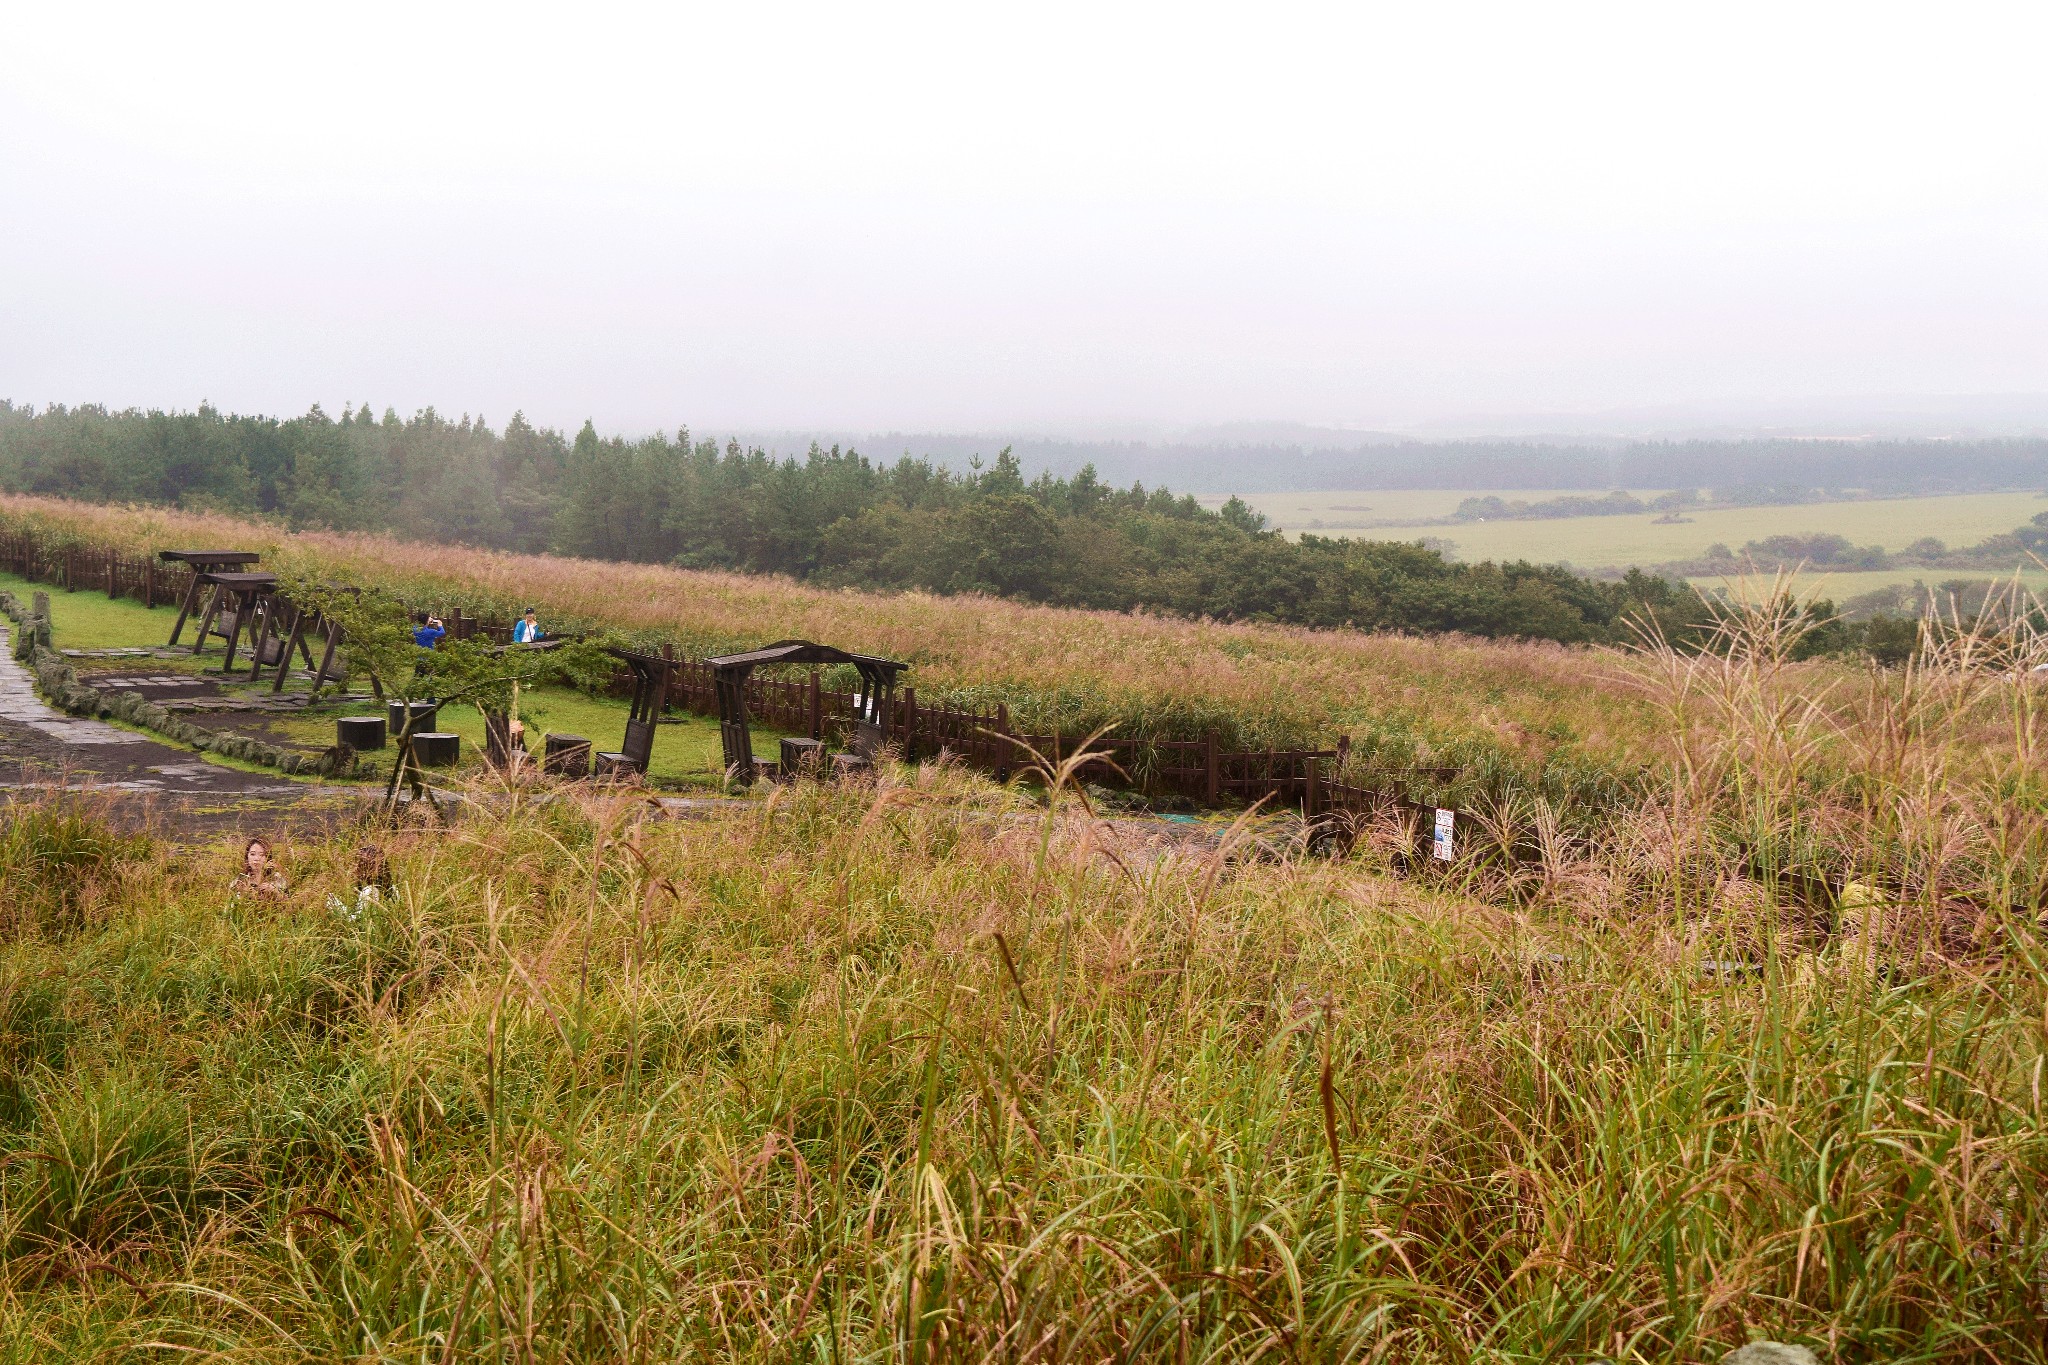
[703,640,908,784]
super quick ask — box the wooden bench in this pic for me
[598,647,678,776]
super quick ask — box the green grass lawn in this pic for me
[268,689,777,785]
[0,568,194,651]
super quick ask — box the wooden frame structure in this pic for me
[187,570,280,667]
[599,647,675,774]
[703,640,907,785]
[248,593,351,693]
[159,550,261,646]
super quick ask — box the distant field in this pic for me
[1211,489,2048,569]
[1693,566,2048,603]
[1196,488,1636,528]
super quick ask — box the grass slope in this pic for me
[0,776,2041,1359]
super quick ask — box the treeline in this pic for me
[1611,439,2048,494]
[0,401,564,553]
[0,400,1707,646]
[898,431,2048,495]
[1455,491,1700,521]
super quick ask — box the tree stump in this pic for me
[388,700,439,737]
[412,732,460,767]
[780,736,825,778]
[544,733,591,778]
[337,715,387,751]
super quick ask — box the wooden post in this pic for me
[313,619,343,692]
[1305,755,1320,819]
[63,547,76,591]
[221,590,249,668]
[143,559,156,608]
[190,583,225,654]
[809,669,822,740]
[903,686,917,761]
[169,570,213,647]
[1204,730,1219,804]
[274,603,308,692]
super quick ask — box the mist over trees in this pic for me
[0,400,1714,645]
[785,430,2048,495]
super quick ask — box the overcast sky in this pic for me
[3,1,2045,436]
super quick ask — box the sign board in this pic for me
[1432,808,1455,861]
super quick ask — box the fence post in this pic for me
[63,547,76,591]
[809,669,822,740]
[903,687,917,761]
[1204,730,1219,803]
[104,550,116,598]
[1305,755,1320,819]
[143,559,156,608]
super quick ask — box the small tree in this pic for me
[289,582,615,814]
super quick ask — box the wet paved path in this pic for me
[0,621,355,830]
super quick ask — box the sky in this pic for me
[3,1,2046,437]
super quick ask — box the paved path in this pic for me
[0,621,343,817]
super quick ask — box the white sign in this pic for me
[1432,808,1455,861]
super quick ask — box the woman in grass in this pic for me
[231,835,288,903]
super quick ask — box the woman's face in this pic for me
[246,841,269,873]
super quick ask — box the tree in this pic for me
[293,581,615,816]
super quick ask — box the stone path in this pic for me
[0,621,348,814]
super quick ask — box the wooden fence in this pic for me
[0,525,1463,840]
[638,655,1459,835]
[0,534,194,609]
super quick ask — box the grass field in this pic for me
[1210,489,2048,569]
[4,501,2048,1355]
[3,609,2047,1358]
[0,571,207,656]
[1196,488,1650,529]
[1692,566,2048,604]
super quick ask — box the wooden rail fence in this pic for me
[0,534,194,609]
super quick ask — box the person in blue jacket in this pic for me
[512,608,543,643]
[412,613,446,648]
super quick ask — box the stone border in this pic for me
[0,588,359,778]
